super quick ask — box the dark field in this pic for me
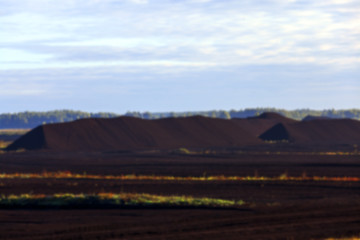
[1,205,359,240]
[0,150,359,239]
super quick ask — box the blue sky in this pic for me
[1,0,359,114]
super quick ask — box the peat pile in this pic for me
[6,113,360,152]
[260,118,360,145]
[6,116,263,152]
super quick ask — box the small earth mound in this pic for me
[259,123,290,142]
[252,112,290,120]
[302,115,331,121]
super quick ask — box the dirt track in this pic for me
[1,151,360,177]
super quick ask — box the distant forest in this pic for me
[1,109,360,129]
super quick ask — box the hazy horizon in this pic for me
[2,107,360,116]
[1,0,359,113]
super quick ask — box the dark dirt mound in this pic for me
[6,116,262,152]
[259,119,360,145]
[8,113,359,152]
[234,113,297,137]
[258,123,290,142]
[5,126,46,150]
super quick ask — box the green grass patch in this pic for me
[0,141,12,148]
[0,193,245,209]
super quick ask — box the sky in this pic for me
[1,0,359,114]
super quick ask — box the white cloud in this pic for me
[128,0,148,4]
[199,47,216,54]
[188,0,212,3]
[0,82,48,96]
[0,59,217,71]
[0,48,52,63]
[235,50,253,57]
[0,0,359,70]
[319,0,355,5]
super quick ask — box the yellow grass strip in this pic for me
[326,238,360,240]
[0,129,30,134]
[0,171,359,182]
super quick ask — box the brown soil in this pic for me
[7,114,360,153]
[260,119,360,145]
[1,204,359,240]
[2,113,360,239]
[0,151,359,239]
[6,116,264,151]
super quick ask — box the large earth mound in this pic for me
[6,116,265,152]
[259,118,360,145]
[9,113,358,152]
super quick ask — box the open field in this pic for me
[1,114,359,239]
[0,141,11,149]
[1,204,359,240]
[0,129,29,150]
[0,150,359,239]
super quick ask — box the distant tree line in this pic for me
[0,110,118,129]
[0,108,359,129]
[125,108,360,121]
